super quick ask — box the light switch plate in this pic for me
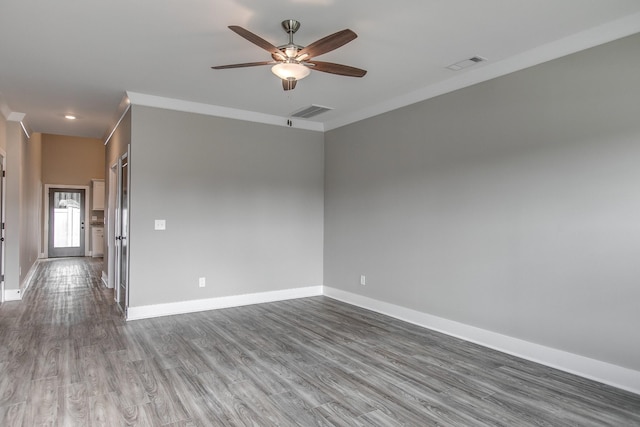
[154,219,166,230]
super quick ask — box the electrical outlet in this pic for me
[154,219,166,230]
[360,275,366,286]
[198,277,206,288]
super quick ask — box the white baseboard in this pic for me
[323,287,640,396]
[127,285,323,321]
[4,288,22,301]
[101,271,111,288]
[19,259,41,297]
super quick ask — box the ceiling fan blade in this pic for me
[296,29,357,60]
[211,61,273,70]
[308,61,367,77]
[282,79,297,91]
[228,25,286,60]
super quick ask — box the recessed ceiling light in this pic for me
[64,114,77,120]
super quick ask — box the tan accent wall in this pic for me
[41,133,106,258]
[42,134,105,185]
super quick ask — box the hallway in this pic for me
[0,258,124,425]
[1,258,639,426]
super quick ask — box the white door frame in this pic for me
[115,151,130,313]
[106,163,117,290]
[43,184,90,258]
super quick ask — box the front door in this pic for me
[116,154,129,313]
[48,188,86,258]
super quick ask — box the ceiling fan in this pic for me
[212,19,367,91]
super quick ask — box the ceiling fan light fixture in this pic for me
[271,62,310,81]
[284,46,298,58]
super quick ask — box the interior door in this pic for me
[0,155,5,300]
[116,154,129,313]
[48,188,86,258]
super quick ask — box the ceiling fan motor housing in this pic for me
[282,19,301,34]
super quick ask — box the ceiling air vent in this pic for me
[291,104,333,119]
[446,56,487,71]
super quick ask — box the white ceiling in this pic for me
[1,1,640,139]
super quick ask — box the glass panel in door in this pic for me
[117,157,129,312]
[49,189,86,257]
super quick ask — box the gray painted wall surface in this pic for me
[4,123,41,290]
[129,106,324,307]
[3,121,22,291]
[0,114,5,151]
[324,34,640,371]
[21,132,41,284]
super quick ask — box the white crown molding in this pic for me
[103,93,131,145]
[126,91,324,132]
[323,287,640,396]
[125,13,640,135]
[324,12,640,131]
[7,111,25,122]
[1,94,31,138]
[126,285,323,321]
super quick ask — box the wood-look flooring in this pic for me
[1,257,639,426]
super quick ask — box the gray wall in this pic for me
[4,123,41,291]
[0,113,5,151]
[324,34,640,371]
[128,106,324,307]
[21,132,41,282]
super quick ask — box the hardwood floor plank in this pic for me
[31,334,62,380]
[90,392,124,427]
[0,402,26,427]
[57,382,90,427]
[1,257,639,426]
[23,377,58,426]
[79,344,114,397]
[132,357,190,425]
[268,391,334,426]
[122,403,158,427]
[104,350,150,409]
[196,371,276,426]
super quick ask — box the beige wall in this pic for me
[41,133,106,256]
[42,134,105,185]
